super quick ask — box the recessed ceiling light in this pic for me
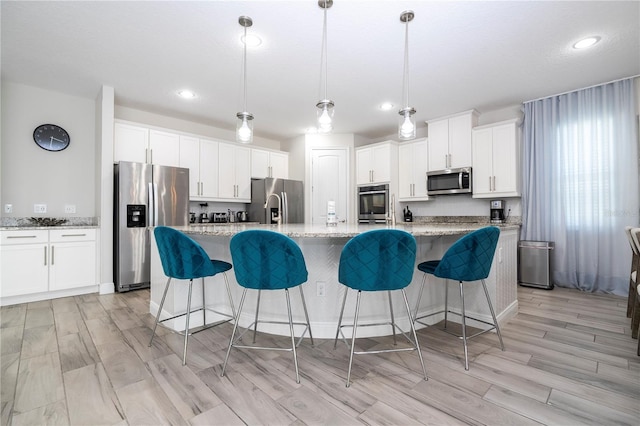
[379,102,394,111]
[241,34,262,47]
[177,90,196,99]
[573,36,600,49]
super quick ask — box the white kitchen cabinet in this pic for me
[0,230,49,297]
[218,143,251,201]
[0,229,97,303]
[472,119,520,198]
[251,148,289,179]
[356,142,396,185]
[48,229,97,291]
[180,136,219,199]
[427,110,478,171]
[114,122,180,167]
[398,138,429,201]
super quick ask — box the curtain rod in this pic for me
[523,74,640,104]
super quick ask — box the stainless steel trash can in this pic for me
[518,240,554,289]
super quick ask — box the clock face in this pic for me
[33,124,70,152]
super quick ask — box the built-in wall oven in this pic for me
[358,184,388,223]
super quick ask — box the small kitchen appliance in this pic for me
[490,200,505,224]
[236,211,249,222]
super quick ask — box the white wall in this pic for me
[1,81,96,217]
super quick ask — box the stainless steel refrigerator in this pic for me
[114,161,189,292]
[249,178,304,224]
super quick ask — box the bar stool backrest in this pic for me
[433,226,500,282]
[339,229,416,291]
[154,226,217,279]
[230,230,308,290]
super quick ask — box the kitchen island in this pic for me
[149,222,519,338]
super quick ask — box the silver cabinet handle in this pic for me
[7,235,37,239]
[489,176,492,191]
[150,149,153,164]
[51,245,55,265]
[44,246,47,266]
[61,234,86,237]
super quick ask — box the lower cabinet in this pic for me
[0,229,97,303]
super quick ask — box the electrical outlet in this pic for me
[316,281,326,297]
[4,204,12,213]
[34,204,47,214]
[64,204,76,214]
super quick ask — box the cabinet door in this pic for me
[218,143,236,199]
[492,123,518,195]
[269,151,289,179]
[179,136,201,198]
[356,148,372,184]
[398,144,414,199]
[472,128,494,195]
[0,244,48,297]
[448,114,473,168]
[371,144,391,183]
[149,130,180,167]
[199,139,219,199]
[49,241,96,291]
[411,140,429,198]
[234,146,252,201]
[251,149,270,178]
[427,119,449,171]
[114,122,148,163]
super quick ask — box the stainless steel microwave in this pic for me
[427,167,472,195]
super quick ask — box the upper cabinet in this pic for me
[218,143,251,202]
[398,138,429,201]
[251,148,289,179]
[179,136,219,200]
[472,119,521,198]
[114,122,180,167]
[356,141,397,185]
[427,110,478,171]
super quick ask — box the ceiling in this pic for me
[2,1,639,142]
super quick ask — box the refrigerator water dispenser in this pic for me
[126,204,146,227]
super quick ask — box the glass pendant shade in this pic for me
[398,107,416,140]
[236,112,253,144]
[316,100,334,133]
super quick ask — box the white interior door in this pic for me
[311,148,348,225]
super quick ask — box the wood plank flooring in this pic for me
[1,286,638,425]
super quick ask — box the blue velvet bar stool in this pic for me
[221,230,313,384]
[413,226,504,370]
[150,226,236,365]
[334,229,427,387]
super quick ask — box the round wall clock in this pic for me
[33,124,70,152]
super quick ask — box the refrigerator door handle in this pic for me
[281,191,288,224]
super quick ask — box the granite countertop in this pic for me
[0,217,98,231]
[179,222,520,238]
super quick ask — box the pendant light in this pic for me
[316,0,334,133]
[398,10,416,140]
[236,16,253,144]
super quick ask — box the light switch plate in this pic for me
[64,204,76,214]
[34,204,47,213]
[4,204,12,213]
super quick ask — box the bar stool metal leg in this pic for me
[346,290,362,388]
[298,287,314,346]
[444,280,449,330]
[202,277,206,326]
[285,289,300,383]
[481,279,504,350]
[459,282,469,371]
[388,291,397,345]
[413,273,427,321]
[183,279,194,365]
[223,272,237,321]
[334,290,349,349]
[401,289,427,380]
[150,277,172,347]
[253,290,261,343]
[222,289,248,377]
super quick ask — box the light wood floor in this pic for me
[1,285,639,425]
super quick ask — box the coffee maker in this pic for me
[490,200,505,224]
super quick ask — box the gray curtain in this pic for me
[521,78,639,295]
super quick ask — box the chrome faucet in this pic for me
[387,193,396,226]
[264,192,282,224]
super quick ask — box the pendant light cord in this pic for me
[319,0,328,101]
[242,24,248,112]
[402,18,410,109]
